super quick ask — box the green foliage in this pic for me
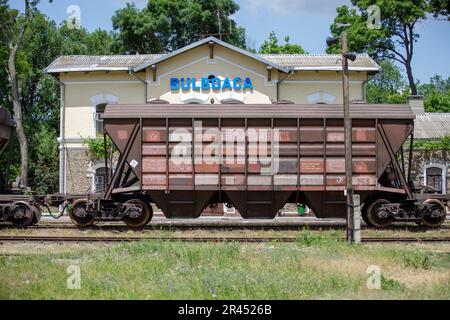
[297,229,341,246]
[423,91,450,112]
[83,137,113,161]
[429,0,450,18]
[0,5,117,189]
[366,61,449,110]
[327,1,447,95]
[111,0,246,54]
[414,136,450,151]
[381,274,404,290]
[418,75,450,112]
[29,125,59,194]
[366,60,409,104]
[58,24,119,56]
[385,248,437,270]
[260,32,307,54]
[399,252,432,270]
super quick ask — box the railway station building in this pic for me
[45,36,448,201]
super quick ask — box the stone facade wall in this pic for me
[404,148,450,194]
[65,148,91,194]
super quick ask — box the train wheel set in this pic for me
[0,202,39,227]
[362,198,448,228]
[68,198,154,228]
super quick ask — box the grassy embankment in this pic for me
[0,231,449,299]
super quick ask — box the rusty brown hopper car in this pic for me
[0,107,43,226]
[0,107,14,194]
[96,103,448,228]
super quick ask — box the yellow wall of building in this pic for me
[61,75,146,140]
[146,45,279,104]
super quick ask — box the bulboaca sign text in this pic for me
[170,77,254,91]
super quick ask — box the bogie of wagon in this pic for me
[0,199,41,227]
[361,196,447,228]
[69,195,154,228]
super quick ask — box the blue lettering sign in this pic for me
[171,77,253,91]
[233,77,242,90]
[170,78,179,90]
[243,77,253,90]
[181,78,191,91]
[201,78,210,90]
[222,78,232,90]
[192,78,200,91]
[211,78,221,91]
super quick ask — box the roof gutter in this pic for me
[276,68,295,101]
[54,76,66,195]
[129,68,148,103]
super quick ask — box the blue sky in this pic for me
[11,0,450,83]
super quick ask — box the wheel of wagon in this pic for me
[10,202,34,227]
[122,200,153,228]
[30,205,42,226]
[420,200,447,228]
[69,199,95,227]
[366,199,393,228]
[361,202,374,227]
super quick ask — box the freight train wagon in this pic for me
[66,103,448,228]
[0,107,43,226]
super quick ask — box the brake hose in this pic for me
[44,201,69,219]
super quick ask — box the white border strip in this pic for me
[64,80,143,85]
[283,80,364,84]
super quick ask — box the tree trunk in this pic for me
[405,60,417,96]
[7,44,29,187]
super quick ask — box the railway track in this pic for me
[0,235,449,243]
[1,223,448,232]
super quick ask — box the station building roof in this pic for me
[46,36,381,74]
[414,113,450,140]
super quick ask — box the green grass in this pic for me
[0,233,449,300]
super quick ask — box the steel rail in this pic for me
[1,225,448,232]
[0,235,449,243]
[1,223,449,231]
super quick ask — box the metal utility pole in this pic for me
[341,31,356,244]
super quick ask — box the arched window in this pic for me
[425,166,444,193]
[221,99,244,104]
[307,91,336,104]
[215,91,245,104]
[179,92,210,104]
[94,167,108,193]
[186,101,203,104]
[90,93,118,137]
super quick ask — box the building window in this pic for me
[307,91,336,104]
[425,166,444,193]
[221,98,244,104]
[179,92,210,104]
[94,167,108,192]
[95,103,107,137]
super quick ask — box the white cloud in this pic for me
[240,0,351,16]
